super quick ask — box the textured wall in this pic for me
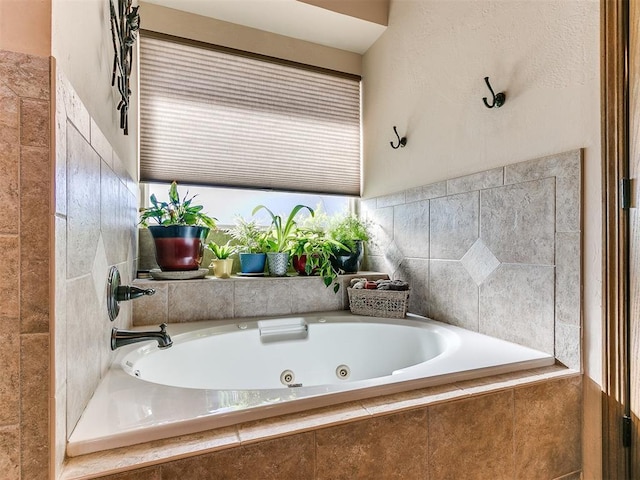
[0,0,50,57]
[51,0,138,181]
[364,150,581,370]
[54,66,138,478]
[0,49,51,479]
[361,0,601,382]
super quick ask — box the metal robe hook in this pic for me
[482,77,506,108]
[390,126,407,149]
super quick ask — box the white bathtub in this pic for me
[67,312,554,457]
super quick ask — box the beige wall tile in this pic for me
[428,390,515,479]
[0,51,49,100]
[393,200,430,259]
[0,83,19,235]
[96,468,161,480]
[0,425,19,480]
[160,433,315,480]
[429,191,478,260]
[447,166,504,195]
[0,322,19,425]
[20,98,49,147]
[20,144,50,333]
[0,236,19,318]
[168,280,234,322]
[234,279,292,318]
[316,409,429,480]
[479,264,555,354]
[480,177,555,265]
[132,282,168,326]
[65,274,102,434]
[515,376,582,479]
[20,333,49,480]
[66,121,101,278]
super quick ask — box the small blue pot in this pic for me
[239,253,267,274]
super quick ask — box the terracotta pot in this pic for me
[148,225,209,271]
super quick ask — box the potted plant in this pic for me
[252,204,314,276]
[206,241,237,278]
[229,216,269,274]
[327,213,371,274]
[139,181,216,271]
[289,228,346,293]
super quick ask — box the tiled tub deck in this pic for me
[61,365,580,480]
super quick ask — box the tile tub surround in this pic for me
[131,273,388,326]
[0,49,52,480]
[54,65,139,478]
[60,367,580,480]
[363,149,582,371]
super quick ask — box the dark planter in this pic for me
[148,225,210,271]
[239,252,267,274]
[330,240,364,274]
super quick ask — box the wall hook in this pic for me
[482,77,506,108]
[390,126,407,149]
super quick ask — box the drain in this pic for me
[336,365,351,380]
[280,369,295,385]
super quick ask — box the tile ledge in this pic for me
[133,271,388,284]
[59,365,577,480]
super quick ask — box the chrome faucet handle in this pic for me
[107,266,156,322]
[115,285,156,301]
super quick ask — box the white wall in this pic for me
[362,0,602,473]
[52,0,138,179]
[362,0,601,379]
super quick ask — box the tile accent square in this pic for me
[460,238,500,285]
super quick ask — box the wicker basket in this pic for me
[347,288,410,318]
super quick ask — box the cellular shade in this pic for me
[139,33,362,196]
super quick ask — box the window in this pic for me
[139,32,362,196]
[143,182,353,227]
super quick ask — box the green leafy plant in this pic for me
[252,204,314,253]
[327,213,371,252]
[206,241,238,260]
[139,181,217,228]
[228,216,269,253]
[290,229,347,293]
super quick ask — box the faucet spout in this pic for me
[111,323,173,350]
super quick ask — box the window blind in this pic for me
[139,33,362,196]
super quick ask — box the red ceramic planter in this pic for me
[148,225,210,271]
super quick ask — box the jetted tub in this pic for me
[67,312,555,457]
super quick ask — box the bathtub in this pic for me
[67,312,554,457]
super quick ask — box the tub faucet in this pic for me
[111,323,173,350]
